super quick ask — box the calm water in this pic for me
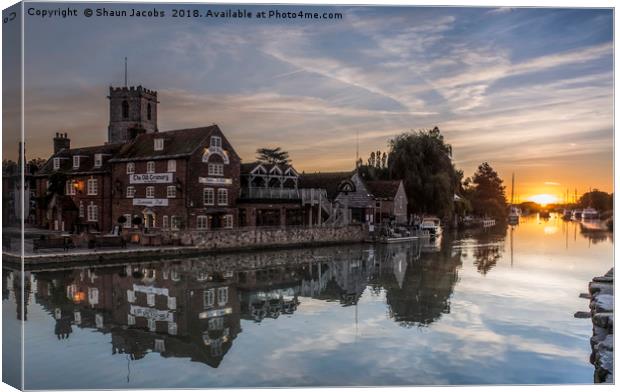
[3,214,613,388]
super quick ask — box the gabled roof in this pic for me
[36,143,124,176]
[298,171,355,200]
[366,180,403,200]
[240,161,298,176]
[110,125,238,162]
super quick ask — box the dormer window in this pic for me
[53,158,61,170]
[154,138,164,151]
[210,136,222,149]
[147,161,155,174]
[94,154,102,168]
[73,156,80,169]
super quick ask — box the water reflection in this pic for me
[3,215,613,388]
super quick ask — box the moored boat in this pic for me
[420,216,442,237]
[582,207,599,221]
[561,209,572,220]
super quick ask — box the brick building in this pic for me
[33,134,123,232]
[34,84,240,234]
[109,125,240,232]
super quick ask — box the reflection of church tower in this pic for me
[107,85,158,143]
[13,271,31,321]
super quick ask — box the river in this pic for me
[2,214,613,388]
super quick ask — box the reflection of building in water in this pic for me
[25,240,464,369]
[32,263,240,368]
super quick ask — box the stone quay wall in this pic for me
[171,224,366,250]
[588,268,614,383]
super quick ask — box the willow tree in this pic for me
[388,127,459,220]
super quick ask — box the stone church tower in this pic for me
[107,85,158,144]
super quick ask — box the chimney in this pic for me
[53,132,70,154]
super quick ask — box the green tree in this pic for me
[467,162,508,219]
[388,127,458,220]
[256,147,291,165]
[578,189,613,212]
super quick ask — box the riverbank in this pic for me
[2,224,367,268]
[587,268,614,383]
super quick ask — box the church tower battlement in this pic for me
[107,85,158,144]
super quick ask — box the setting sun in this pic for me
[529,194,559,206]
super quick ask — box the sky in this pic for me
[6,3,614,201]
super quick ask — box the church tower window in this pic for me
[122,100,129,119]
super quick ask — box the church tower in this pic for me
[107,85,158,144]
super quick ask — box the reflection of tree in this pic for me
[464,224,507,275]
[579,226,613,245]
[372,235,463,327]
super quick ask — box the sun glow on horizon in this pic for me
[528,194,559,206]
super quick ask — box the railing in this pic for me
[240,187,300,200]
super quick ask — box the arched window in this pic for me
[147,103,152,120]
[122,100,129,119]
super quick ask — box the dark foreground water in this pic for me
[3,214,613,388]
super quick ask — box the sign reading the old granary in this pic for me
[129,173,174,184]
[132,198,169,207]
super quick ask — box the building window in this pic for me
[87,203,98,222]
[167,186,176,198]
[146,186,155,199]
[208,317,224,331]
[122,100,129,119]
[94,154,102,168]
[167,159,176,172]
[204,289,215,309]
[210,136,222,149]
[223,214,233,229]
[208,163,224,176]
[123,214,132,228]
[217,287,228,306]
[73,156,80,169]
[147,293,156,307]
[171,216,181,231]
[147,161,155,174]
[217,189,228,206]
[126,162,135,174]
[203,188,214,206]
[53,158,61,170]
[79,201,84,218]
[87,178,98,195]
[154,138,164,151]
[197,216,208,230]
[147,103,152,120]
[126,186,135,198]
[162,215,169,230]
[66,181,76,195]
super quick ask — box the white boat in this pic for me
[582,207,599,221]
[572,209,583,220]
[420,217,442,237]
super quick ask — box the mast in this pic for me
[511,172,515,205]
[124,57,128,87]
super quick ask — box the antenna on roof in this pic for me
[124,57,128,87]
